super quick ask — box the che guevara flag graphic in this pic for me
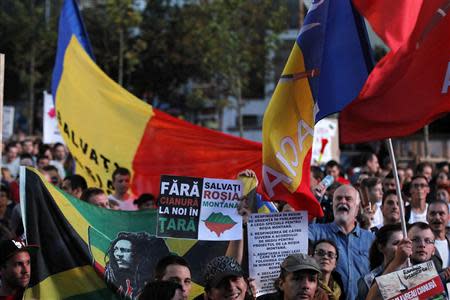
[339,0,450,143]
[51,0,262,197]
[260,0,372,216]
[21,167,228,299]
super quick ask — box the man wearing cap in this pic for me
[200,256,253,300]
[0,239,37,299]
[257,253,327,300]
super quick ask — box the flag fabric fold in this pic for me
[352,0,423,52]
[260,0,371,217]
[21,167,227,299]
[340,0,450,144]
[52,0,262,198]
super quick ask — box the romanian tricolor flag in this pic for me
[260,0,372,217]
[21,167,228,299]
[51,0,262,197]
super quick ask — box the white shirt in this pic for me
[408,204,428,224]
[2,157,20,178]
[108,194,138,211]
[435,239,449,268]
[372,201,384,228]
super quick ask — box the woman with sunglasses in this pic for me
[312,239,345,300]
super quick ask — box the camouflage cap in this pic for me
[204,256,245,288]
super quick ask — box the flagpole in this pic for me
[423,125,430,159]
[386,138,411,266]
[0,54,4,183]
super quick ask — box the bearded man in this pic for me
[309,184,374,300]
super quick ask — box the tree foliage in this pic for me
[1,0,288,132]
[0,0,61,133]
[81,0,144,87]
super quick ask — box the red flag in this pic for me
[352,0,422,51]
[340,0,450,144]
[132,110,262,196]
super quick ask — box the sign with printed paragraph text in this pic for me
[247,211,308,297]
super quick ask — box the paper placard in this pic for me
[43,91,65,144]
[247,211,308,297]
[376,261,445,300]
[197,177,243,241]
[157,175,203,239]
[2,106,14,140]
[157,175,243,241]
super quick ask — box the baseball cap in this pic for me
[0,240,39,265]
[204,256,245,288]
[281,253,321,274]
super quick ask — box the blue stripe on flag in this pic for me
[297,0,373,121]
[51,0,95,100]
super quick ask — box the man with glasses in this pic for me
[406,176,430,224]
[408,222,437,264]
[309,185,374,300]
[366,222,450,298]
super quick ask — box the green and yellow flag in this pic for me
[21,167,228,299]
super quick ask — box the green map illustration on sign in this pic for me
[203,212,237,237]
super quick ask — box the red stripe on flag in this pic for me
[258,150,323,220]
[132,109,262,196]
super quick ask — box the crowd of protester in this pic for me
[0,136,449,300]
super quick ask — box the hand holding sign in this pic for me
[238,196,251,225]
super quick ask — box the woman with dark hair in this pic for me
[356,223,402,300]
[312,239,345,300]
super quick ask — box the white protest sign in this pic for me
[376,261,445,300]
[247,211,308,297]
[311,117,339,164]
[43,91,64,144]
[2,106,14,140]
[198,178,243,241]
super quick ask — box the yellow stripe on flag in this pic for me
[41,175,93,245]
[190,283,204,300]
[165,239,197,256]
[262,44,315,195]
[56,36,153,189]
[37,168,198,262]
[24,265,107,299]
[90,245,106,268]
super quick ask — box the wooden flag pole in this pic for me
[0,54,4,183]
[386,138,411,266]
